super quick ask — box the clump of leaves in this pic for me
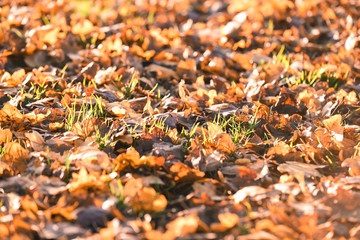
[1,0,360,239]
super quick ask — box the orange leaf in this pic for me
[170,162,205,182]
[177,59,196,80]
[164,213,199,239]
[237,166,257,180]
[322,114,343,141]
[210,212,239,232]
[213,132,237,154]
[0,128,12,144]
[69,167,108,194]
[123,178,167,213]
[2,142,29,173]
[0,102,25,124]
[49,122,64,131]
[0,224,9,239]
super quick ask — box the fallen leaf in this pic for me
[170,162,205,182]
[68,167,109,194]
[164,213,199,239]
[0,128,12,144]
[123,178,167,213]
[322,114,343,142]
[25,130,45,151]
[2,142,29,173]
[277,161,322,178]
[0,102,25,125]
[210,212,239,232]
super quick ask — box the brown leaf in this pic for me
[71,118,98,139]
[322,114,343,141]
[342,157,360,176]
[145,64,178,81]
[143,95,154,115]
[277,161,322,178]
[2,142,29,174]
[25,130,45,151]
[273,87,307,116]
[70,146,111,168]
[213,132,237,154]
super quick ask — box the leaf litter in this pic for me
[0,0,360,239]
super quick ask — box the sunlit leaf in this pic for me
[170,162,205,182]
[0,128,12,144]
[210,212,239,232]
[2,142,29,173]
[123,178,167,213]
[68,167,109,194]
